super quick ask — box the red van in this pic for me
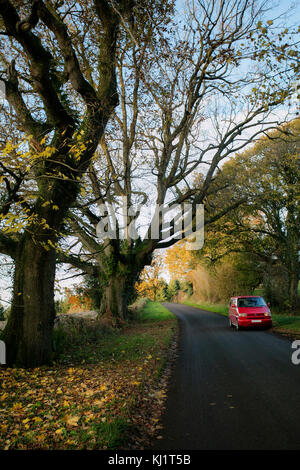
[229,296,272,330]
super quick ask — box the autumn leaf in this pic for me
[55,428,64,435]
[0,304,176,450]
[93,399,104,407]
[65,415,80,427]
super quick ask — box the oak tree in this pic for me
[0,0,135,366]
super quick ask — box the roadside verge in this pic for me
[0,301,178,450]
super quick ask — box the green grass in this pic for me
[138,301,176,322]
[271,314,300,332]
[55,322,165,365]
[183,300,228,316]
[90,417,130,449]
[253,288,265,297]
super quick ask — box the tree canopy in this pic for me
[178,119,300,308]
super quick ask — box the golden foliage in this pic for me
[164,240,195,281]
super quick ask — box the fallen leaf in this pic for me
[65,415,80,427]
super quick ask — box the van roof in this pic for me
[231,295,262,299]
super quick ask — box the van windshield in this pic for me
[238,297,266,308]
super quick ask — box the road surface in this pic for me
[154,303,300,450]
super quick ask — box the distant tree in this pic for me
[135,255,167,301]
[54,299,69,315]
[156,280,169,302]
[80,276,103,311]
[200,119,300,309]
[165,241,262,303]
[64,286,94,313]
[164,241,195,281]
[167,279,181,301]
[180,280,193,298]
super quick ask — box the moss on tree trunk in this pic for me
[3,236,56,367]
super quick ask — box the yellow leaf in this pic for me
[65,439,76,445]
[85,412,95,421]
[65,415,80,427]
[55,428,64,435]
[93,399,103,406]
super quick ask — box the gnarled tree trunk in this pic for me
[3,235,56,367]
[100,275,128,323]
[98,253,144,324]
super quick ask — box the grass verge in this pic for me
[183,300,228,316]
[0,302,177,450]
[271,315,300,336]
[138,301,176,322]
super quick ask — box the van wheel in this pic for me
[229,318,233,328]
[236,320,239,331]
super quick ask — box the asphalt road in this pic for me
[154,303,300,450]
